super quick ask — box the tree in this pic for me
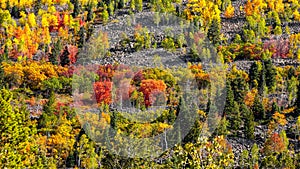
[72,0,80,17]
[50,39,62,65]
[39,90,57,132]
[135,0,143,12]
[60,46,70,67]
[252,94,265,120]
[87,2,94,22]
[224,81,234,117]
[102,5,109,24]
[78,26,85,48]
[241,104,255,140]
[228,101,242,136]
[264,59,276,92]
[249,61,260,88]
[207,16,221,46]
[224,4,234,18]
[139,79,167,107]
[295,76,300,117]
[0,89,47,168]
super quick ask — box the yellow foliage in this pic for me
[244,88,258,107]
[185,0,221,28]
[272,112,287,126]
[224,4,235,18]
[2,61,67,89]
[294,10,300,21]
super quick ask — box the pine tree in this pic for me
[271,101,280,114]
[72,0,80,18]
[60,46,70,67]
[295,76,300,117]
[249,61,260,88]
[78,26,85,48]
[264,59,276,91]
[224,80,234,116]
[87,2,94,22]
[252,94,265,120]
[241,104,254,140]
[230,101,242,136]
[258,61,266,95]
[39,91,57,132]
[0,54,5,89]
[49,39,62,65]
[207,16,221,46]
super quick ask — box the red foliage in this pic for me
[67,45,78,64]
[263,38,290,59]
[139,79,167,107]
[93,81,113,104]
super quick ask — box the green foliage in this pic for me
[0,89,47,168]
[264,59,276,92]
[207,16,221,46]
[72,0,80,17]
[50,39,62,65]
[161,37,175,51]
[241,104,255,140]
[78,26,85,48]
[252,94,265,120]
[249,61,261,88]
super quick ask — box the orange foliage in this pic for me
[224,4,235,18]
[244,88,257,107]
[93,81,113,105]
[139,79,167,107]
[263,133,286,154]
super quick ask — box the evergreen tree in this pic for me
[49,39,62,65]
[224,81,234,117]
[295,76,300,117]
[258,61,266,95]
[78,26,85,48]
[87,2,94,22]
[252,94,265,120]
[60,46,70,67]
[39,91,57,133]
[213,116,229,137]
[264,59,276,91]
[230,101,242,136]
[241,104,254,140]
[0,54,5,89]
[207,16,221,46]
[249,61,260,88]
[72,0,80,18]
[231,72,248,104]
[118,0,125,9]
[271,101,280,115]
